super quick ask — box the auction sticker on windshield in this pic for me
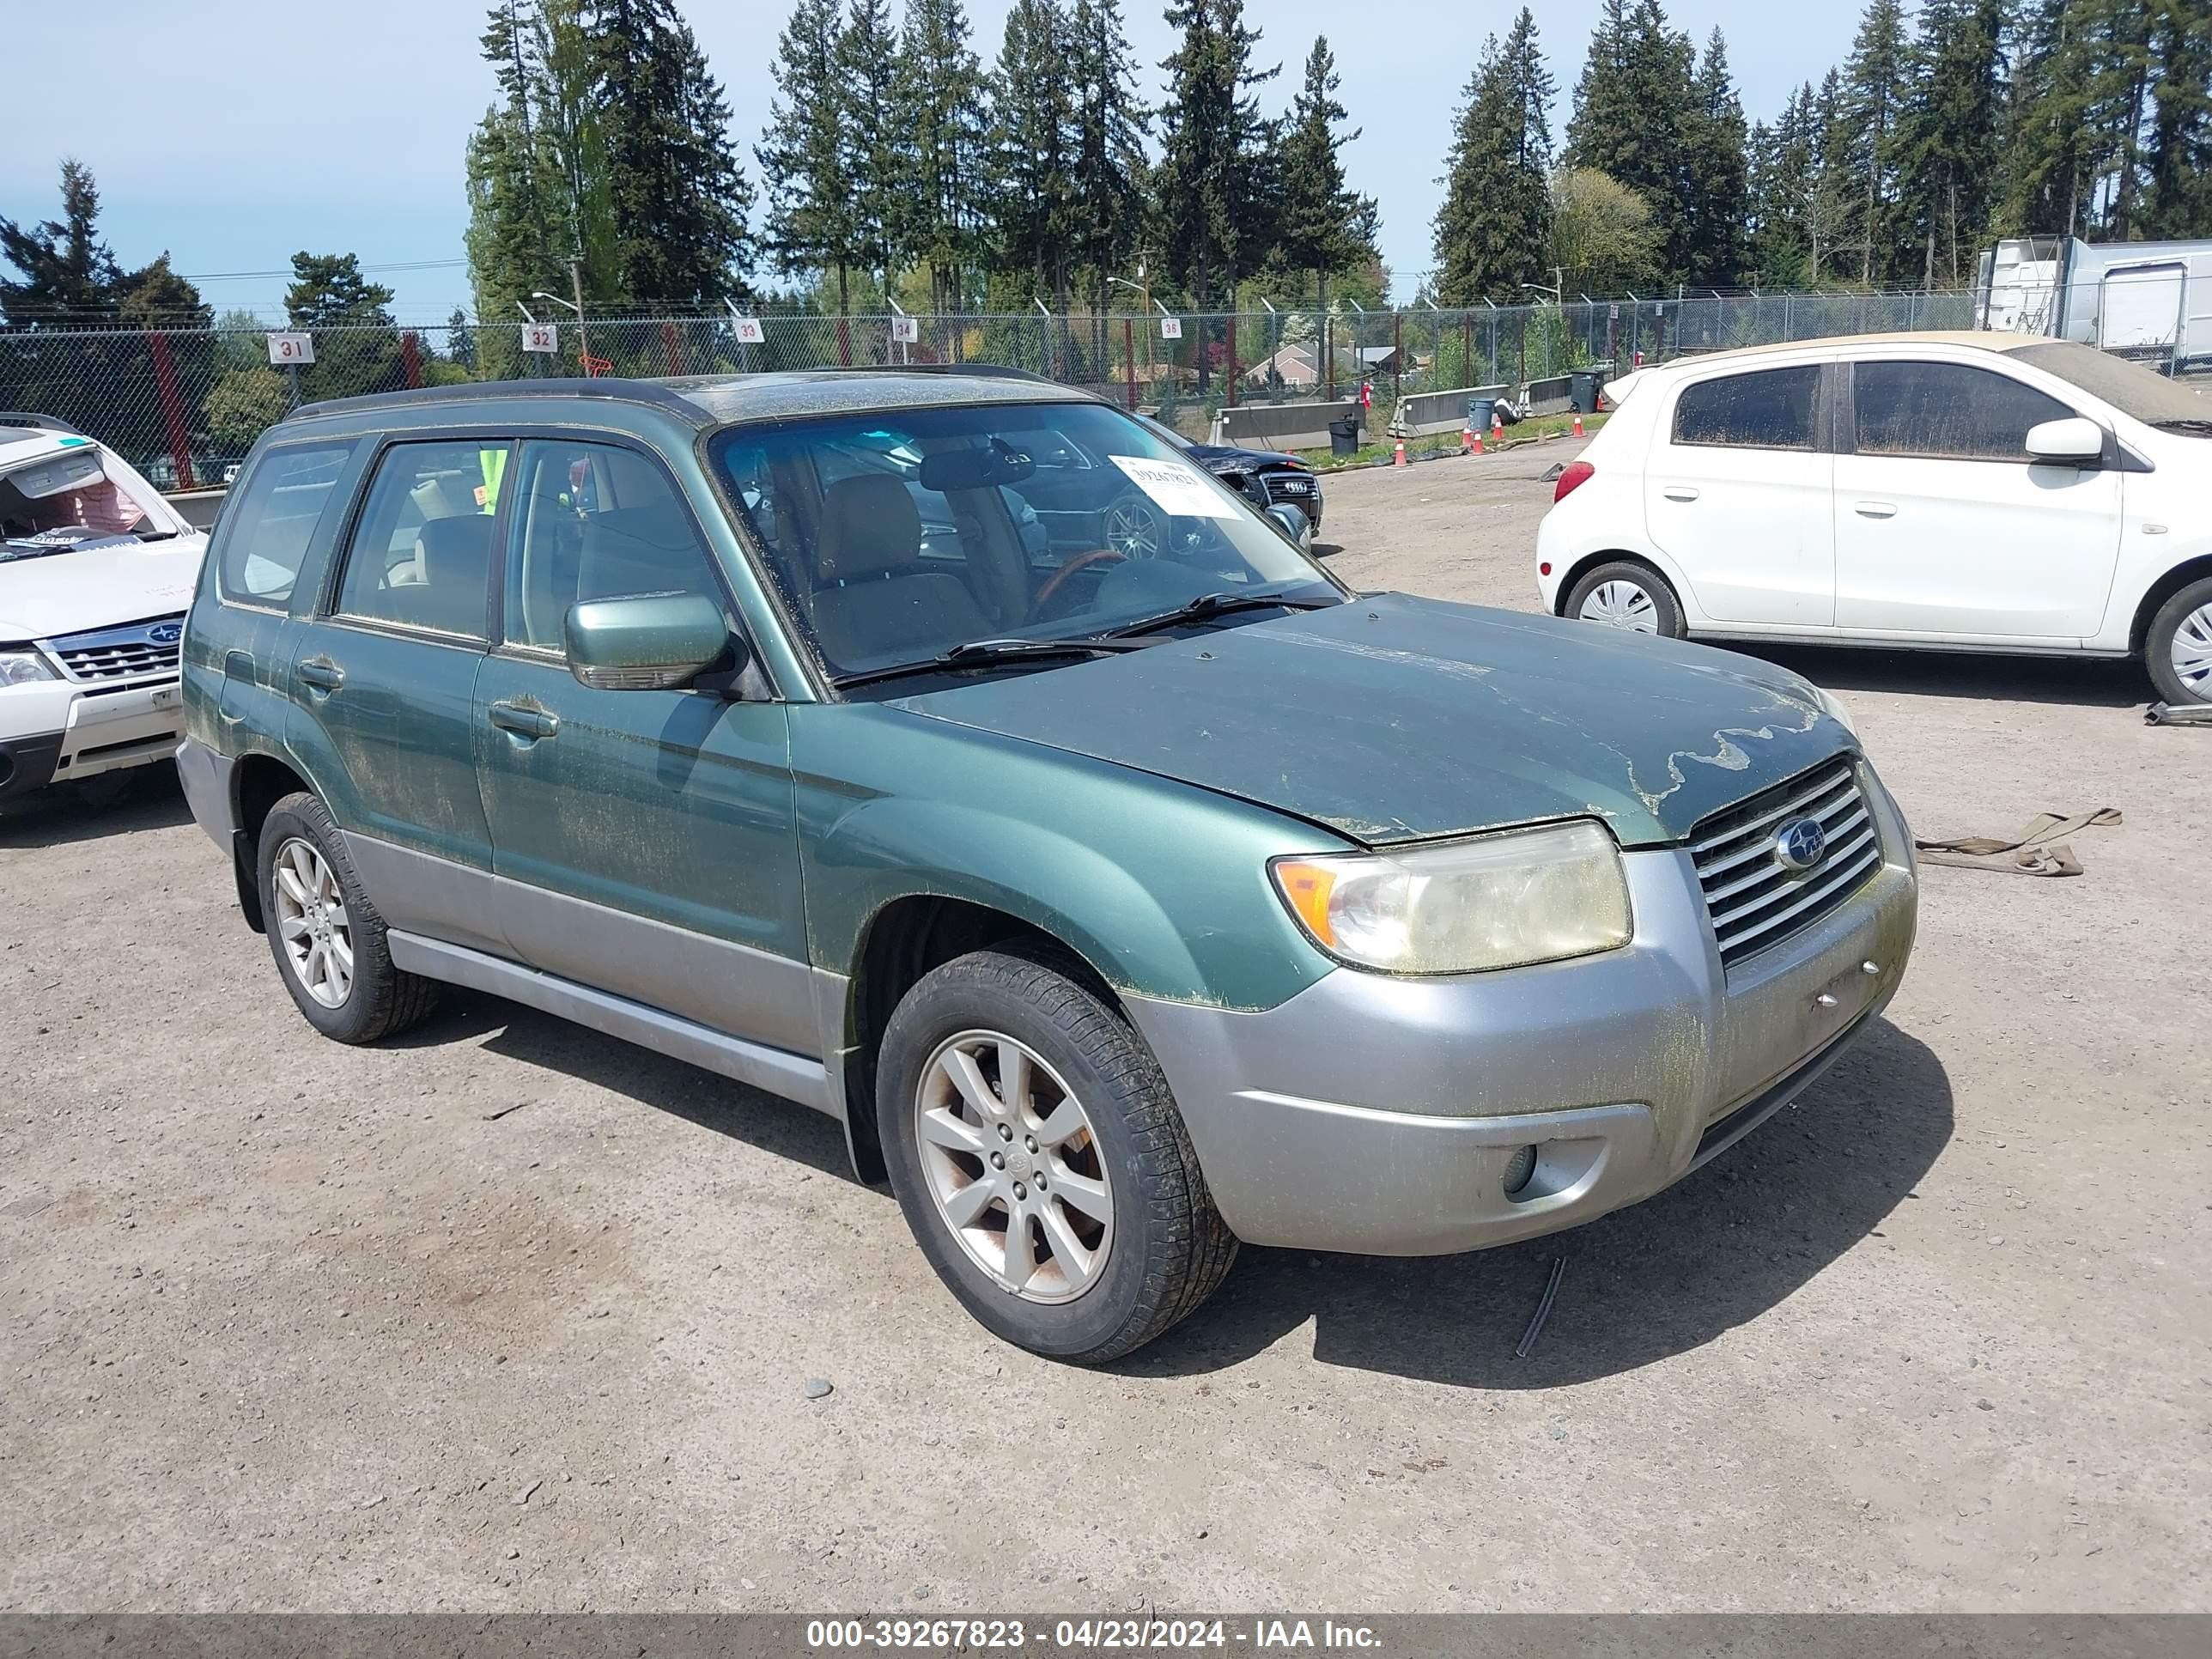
[1107,453,1240,520]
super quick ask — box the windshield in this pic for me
[2002,341,2212,428]
[713,400,1341,681]
[0,444,166,561]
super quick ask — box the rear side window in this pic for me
[216,443,353,607]
[332,441,505,641]
[1672,367,1820,451]
[1853,362,2075,461]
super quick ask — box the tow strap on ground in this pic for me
[1913,808,2122,878]
[2146,701,2212,726]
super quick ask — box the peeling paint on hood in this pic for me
[894,592,1855,848]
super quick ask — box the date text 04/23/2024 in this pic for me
[803,1620,1382,1650]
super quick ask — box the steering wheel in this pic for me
[1030,548,1126,618]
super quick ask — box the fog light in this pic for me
[1503,1144,1538,1196]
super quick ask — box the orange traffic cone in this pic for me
[1461,424,1474,453]
[1491,410,1504,438]
[1571,412,1584,437]
[1470,428,1484,455]
[1393,440,1407,467]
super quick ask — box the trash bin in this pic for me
[1328,415,1359,459]
[1468,396,1497,434]
[1570,372,1597,415]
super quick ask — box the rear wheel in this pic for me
[258,792,439,1044]
[877,949,1237,1364]
[1565,559,1685,639]
[2146,576,2212,706]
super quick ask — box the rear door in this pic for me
[1832,358,2121,640]
[285,436,508,955]
[1644,362,1835,628]
[471,436,813,1055]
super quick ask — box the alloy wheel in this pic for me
[2171,602,2212,698]
[272,836,354,1009]
[1102,495,1164,560]
[1579,580,1659,631]
[914,1030,1115,1304]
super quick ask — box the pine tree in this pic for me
[898,0,993,313]
[0,158,123,325]
[757,0,859,310]
[2142,0,2212,236]
[1895,0,2004,288]
[447,307,478,370]
[838,0,904,293]
[1563,0,1699,282]
[465,3,577,332]
[1067,0,1151,314]
[586,0,753,305]
[286,252,403,402]
[1680,29,1749,286]
[1747,82,1820,285]
[2078,0,2156,239]
[1274,35,1378,313]
[1837,0,1912,284]
[989,0,1077,302]
[1153,0,1281,311]
[1431,12,1554,304]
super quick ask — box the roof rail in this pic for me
[289,377,709,425]
[820,362,1059,385]
[0,410,85,435]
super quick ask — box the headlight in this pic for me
[0,649,58,687]
[1810,682,1857,736]
[1272,819,1633,975]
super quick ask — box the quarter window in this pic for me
[216,443,353,607]
[501,440,725,653]
[1852,362,2075,461]
[1672,367,1820,451]
[333,441,506,639]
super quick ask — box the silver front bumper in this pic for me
[1125,768,1918,1255]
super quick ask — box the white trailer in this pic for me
[1977,236,2212,372]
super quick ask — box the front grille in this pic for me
[1260,470,1316,501]
[49,615,184,684]
[1690,757,1881,969]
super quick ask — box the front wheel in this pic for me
[1565,559,1686,639]
[877,949,1237,1363]
[2146,576,2212,706]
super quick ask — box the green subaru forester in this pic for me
[178,369,1917,1362]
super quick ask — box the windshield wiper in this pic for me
[830,635,1151,690]
[1102,588,1340,640]
[2149,417,2212,434]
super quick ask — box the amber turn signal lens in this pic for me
[1273,860,1338,947]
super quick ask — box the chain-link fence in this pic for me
[0,290,1984,489]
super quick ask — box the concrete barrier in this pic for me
[165,489,228,532]
[1389,384,1510,438]
[1211,398,1359,452]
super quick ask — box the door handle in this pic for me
[1854,501,1898,519]
[297,656,345,693]
[1662,485,1701,502]
[488,700,560,741]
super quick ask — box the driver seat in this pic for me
[811,474,988,664]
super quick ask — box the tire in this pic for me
[1100,490,1167,560]
[2145,575,2212,706]
[1564,559,1686,639]
[877,948,1238,1364]
[258,791,439,1044]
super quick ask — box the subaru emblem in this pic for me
[1773,816,1827,872]
[147,621,183,646]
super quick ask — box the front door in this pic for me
[1644,362,1835,628]
[286,437,506,955]
[471,437,812,1056]
[1833,358,2122,640]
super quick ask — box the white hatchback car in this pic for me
[1,415,210,805]
[1535,332,2212,705]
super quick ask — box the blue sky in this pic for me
[3,1,1868,322]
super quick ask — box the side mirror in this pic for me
[1264,501,1313,550]
[2025,416,2105,465]
[563,592,742,691]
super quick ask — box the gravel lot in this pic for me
[3,442,2207,1613]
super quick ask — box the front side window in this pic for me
[333,441,505,640]
[1853,361,2074,460]
[712,400,1340,680]
[1671,366,1820,451]
[216,442,353,606]
[501,439,726,653]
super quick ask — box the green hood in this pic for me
[896,593,1855,848]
